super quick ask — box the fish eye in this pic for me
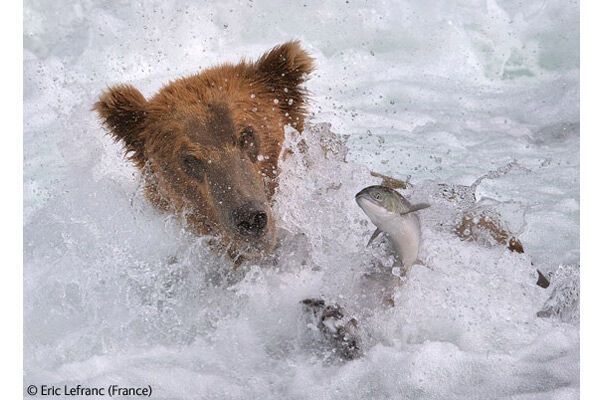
[374,192,382,201]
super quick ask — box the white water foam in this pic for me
[25,1,579,398]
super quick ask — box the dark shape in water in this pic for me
[301,298,362,361]
[536,269,551,288]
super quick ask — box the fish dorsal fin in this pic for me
[399,203,431,215]
[367,228,382,247]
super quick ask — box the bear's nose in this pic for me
[232,206,268,237]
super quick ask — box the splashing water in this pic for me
[25,0,578,398]
[26,123,578,399]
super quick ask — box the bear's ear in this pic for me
[93,84,148,166]
[254,41,315,129]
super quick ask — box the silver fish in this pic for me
[355,185,430,275]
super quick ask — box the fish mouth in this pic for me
[355,193,386,217]
[355,189,379,207]
[354,188,371,200]
[355,185,389,202]
[355,187,393,222]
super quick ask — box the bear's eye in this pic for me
[239,128,255,149]
[239,127,259,162]
[181,155,205,180]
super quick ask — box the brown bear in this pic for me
[94,41,314,261]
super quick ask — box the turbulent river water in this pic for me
[24,1,579,398]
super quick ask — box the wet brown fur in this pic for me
[93,41,314,259]
[454,212,524,253]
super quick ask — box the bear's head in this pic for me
[94,41,314,260]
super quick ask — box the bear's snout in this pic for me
[231,205,269,237]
